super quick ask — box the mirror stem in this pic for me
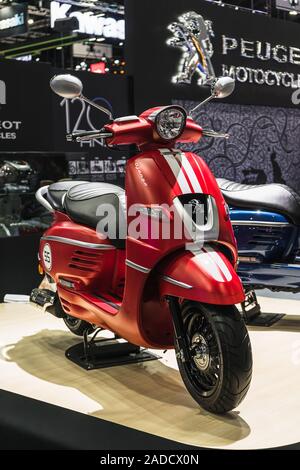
[80,94,113,121]
[190,94,215,116]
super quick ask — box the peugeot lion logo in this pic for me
[0,80,6,105]
[167,11,216,86]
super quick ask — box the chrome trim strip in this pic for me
[273,263,300,268]
[148,107,167,122]
[238,256,259,264]
[231,220,290,227]
[125,259,151,273]
[41,236,115,250]
[161,275,193,289]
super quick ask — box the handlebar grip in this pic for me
[66,130,101,142]
[202,129,230,139]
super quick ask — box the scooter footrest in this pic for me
[244,312,285,327]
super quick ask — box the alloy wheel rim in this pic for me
[185,310,222,397]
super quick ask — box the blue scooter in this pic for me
[218,178,300,325]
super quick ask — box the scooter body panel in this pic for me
[111,149,242,347]
[39,211,118,292]
[230,207,300,292]
[237,262,300,292]
[39,148,242,349]
[158,244,245,305]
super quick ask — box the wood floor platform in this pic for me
[0,293,300,449]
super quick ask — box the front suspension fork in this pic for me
[167,296,191,363]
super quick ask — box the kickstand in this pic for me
[241,289,261,323]
[82,327,103,368]
[66,329,159,370]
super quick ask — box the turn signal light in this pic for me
[38,263,44,275]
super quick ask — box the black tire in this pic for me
[63,315,94,336]
[175,301,252,414]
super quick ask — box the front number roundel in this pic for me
[43,243,52,271]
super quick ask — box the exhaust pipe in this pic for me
[30,288,64,318]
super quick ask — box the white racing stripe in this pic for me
[204,245,232,281]
[191,245,232,282]
[160,148,204,195]
[194,249,225,282]
[160,148,191,194]
[191,153,208,189]
[174,151,203,193]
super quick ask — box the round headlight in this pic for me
[155,106,186,141]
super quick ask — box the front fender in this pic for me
[159,244,245,305]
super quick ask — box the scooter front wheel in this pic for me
[176,301,252,414]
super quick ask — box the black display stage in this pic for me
[0,390,197,450]
[1,389,300,451]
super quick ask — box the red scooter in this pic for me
[33,74,252,413]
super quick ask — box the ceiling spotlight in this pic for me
[289,10,298,14]
[28,18,34,25]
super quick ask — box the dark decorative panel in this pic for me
[176,100,300,192]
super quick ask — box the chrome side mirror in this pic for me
[190,76,235,116]
[50,74,83,99]
[50,74,113,120]
[211,76,235,99]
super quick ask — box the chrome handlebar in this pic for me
[65,127,228,143]
[66,130,113,143]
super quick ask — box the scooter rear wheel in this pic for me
[63,315,94,336]
[176,301,252,414]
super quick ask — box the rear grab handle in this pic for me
[35,185,54,213]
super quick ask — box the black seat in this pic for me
[64,182,126,249]
[48,180,86,211]
[217,178,300,225]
